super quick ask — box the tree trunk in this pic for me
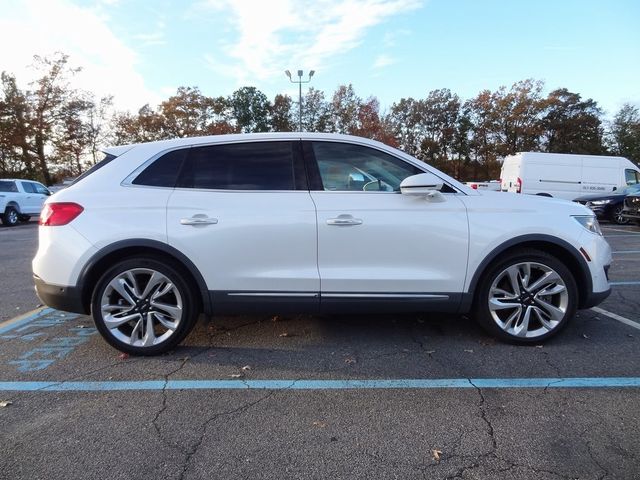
[35,134,52,185]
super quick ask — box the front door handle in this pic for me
[180,216,218,226]
[326,215,363,226]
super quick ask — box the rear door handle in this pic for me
[180,216,218,226]
[326,215,363,226]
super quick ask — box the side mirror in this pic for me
[400,173,444,196]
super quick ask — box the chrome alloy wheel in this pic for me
[100,268,183,347]
[488,262,569,338]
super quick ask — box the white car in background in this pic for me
[465,180,501,191]
[0,178,52,226]
[33,133,612,355]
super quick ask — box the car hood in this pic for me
[476,190,591,215]
[574,193,624,202]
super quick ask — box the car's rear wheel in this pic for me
[474,249,577,344]
[91,257,198,355]
[2,207,19,226]
[610,205,629,225]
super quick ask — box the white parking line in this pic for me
[603,227,640,234]
[591,307,640,331]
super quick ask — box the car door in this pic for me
[18,181,38,214]
[305,141,469,311]
[166,140,320,312]
[31,182,50,213]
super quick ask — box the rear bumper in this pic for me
[34,275,87,314]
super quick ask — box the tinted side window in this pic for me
[311,142,421,192]
[72,153,117,186]
[20,181,36,193]
[133,149,188,187]
[0,181,18,192]
[179,142,296,191]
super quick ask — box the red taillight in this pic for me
[39,202,84,226]
[516,177,522,193]
[470,183,478,189]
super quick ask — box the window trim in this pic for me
[302,140,463,195]
[122,146,192,190]
[123,140,308,193]
[175,140,306,192]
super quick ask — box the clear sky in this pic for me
[1,0,638,116]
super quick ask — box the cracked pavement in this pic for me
[1,222,639,479]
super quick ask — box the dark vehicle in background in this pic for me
[621,192,640,225]
[574,184,640,224]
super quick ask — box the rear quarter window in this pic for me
[132,149,188,188]
[0,181,18,192]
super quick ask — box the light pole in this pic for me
[285,69,315,131]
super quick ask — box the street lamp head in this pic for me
[297,69,303,78]
[309,70,315,78]
[284,70,291,79]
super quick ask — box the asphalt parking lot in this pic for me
[1,220,639,479]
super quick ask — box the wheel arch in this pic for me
[463,234,592,311]
[4,201,20,212]
[77,239,211,315]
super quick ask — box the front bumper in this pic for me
[580,286,611,309]
[34,275,87,314]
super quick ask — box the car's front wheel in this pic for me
[475,249,577,344]
[91,257,198,355]
[610,205,629,225]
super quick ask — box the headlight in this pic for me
[590,199,612,205]
[573,215,603,235]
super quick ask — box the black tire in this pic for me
[91,256,199,355]
[2,207,20,226]
[609,205,629,225]
[474,249,578,344]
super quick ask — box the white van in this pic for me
[500,152,640,200]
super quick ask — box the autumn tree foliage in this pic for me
[1,53,636,184]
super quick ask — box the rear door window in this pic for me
[178,142,298,191]
[20,181,36,193]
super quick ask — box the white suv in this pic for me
[33,133,612,355]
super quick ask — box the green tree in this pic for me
[270,94,295,132]
[608,104,640,163]
[0,73,35,177]
[229,86,271,133]
[301,87,331,132]
[329,84,361,134]
[542,88,604,154]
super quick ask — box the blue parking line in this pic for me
[1,377,640,392]
[0,308,55,335]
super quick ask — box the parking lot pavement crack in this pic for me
[152,357,192,455]
[495,462,576,480]
[177,379,299,480]
[467,379,497,453]
[539,350,563,380]
[585,438,611,480]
